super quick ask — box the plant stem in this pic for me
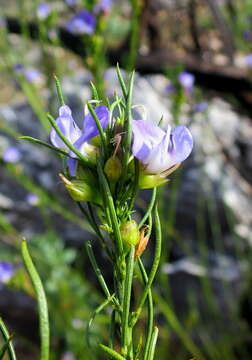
[138,258,154,360]
[131,204,162,327]
[139,188,157,228]
[121,246,135,356]
[0,318,16,360]
[21,240,50,360]
[147,327,159,360]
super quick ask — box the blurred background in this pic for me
[0,0,252,359]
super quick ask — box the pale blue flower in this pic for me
[2,147,21,163]
[65,10,96,35]
[178,72,195,91]
[132,120,193,174]
[37,3,51,20]
[50,104,109,175]
[0,262,15,283]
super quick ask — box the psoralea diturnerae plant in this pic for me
[20,67,193,360]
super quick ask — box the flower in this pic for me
[37,3,51,20]
[245,54,252,68]
[132,120,193,174]
[65,10,96,35]
[14,64,42,83]
[26,193,39,206]
[50,104,109,175]
[2,147,21,163]
[0,262,15,283]
[192,102,208,113]
[94,0,112,14]
[178,72,195,91]
[65,0,77,6]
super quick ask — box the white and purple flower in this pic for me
[0,262,15,284]
[50,104,109,175]
[37,3,51,20]
[132,120,193,174]
[2,147,21,163]
[94,0,112,14]
[245,53,252,68]
[65,10,96,35]
[178,72,195,92]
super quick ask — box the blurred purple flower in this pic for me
[132,120,193,174]
[0,262,15,283]
[50,104,109,175]
[37,3,51,20]
[65,10,96,35]
[178,72,195,91]
[2,147,21,163]
[14,64,42,83]
[165,83,175,95]
[24,68,42,83]
[94,0,112,14]
[243,30,252,42]
[193,102,208,113]
[245,54,252,67]
[65,0,77,6]
[26,193,39,206]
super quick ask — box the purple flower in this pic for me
[65,10,96,35]
[94,0,112,14]
[243,30,252,42]
[165,83,175,95]
[192,102,208,113]
[65,0,77,6]
[0,262,15,283]
[245,54,252,67]
[24,68,42,83]
[50,104,109,175]
[132,120,193,174]
[26,193,39,206]
[37,3,51,20]
[2,147,21,163]
[178,72,195,91]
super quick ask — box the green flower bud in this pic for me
[120,220,140,246]
[138,172,168,189]
[104,156,122,182]
[59,174,102,205]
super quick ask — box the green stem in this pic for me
[0,318,16,360]
[147,327,159,360]
[116,64,128,100]
[85,240,119,309]
[138,259,154,360]
[131,205,162,327]
[87,103,107,152]
[139,188,157,228]
[121,246,135,356]
[19,136,69,157]
[97,160,123,255]
[54,75,65,106]
[21,240,50,360]
[87,295,115,347]
[99,344,126,360]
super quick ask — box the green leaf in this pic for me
[54,75,65,106]
[0,335,13,359]
[18,136,69,157]
[21,240,50,360]
[99,344,126,360]
[0,318,16,360]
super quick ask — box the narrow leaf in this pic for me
[21,239,50,360]
[18,136,69,156]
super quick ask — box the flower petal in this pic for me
[50,105,81,150]
[67,157,78,177]
[143,125,193,174]
[132,120,165,162]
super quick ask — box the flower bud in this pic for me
[120,220,140,246]
[104,156,122,182]
[59,174,101,205]
[82,143,99,164]
[138,172,168,189]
